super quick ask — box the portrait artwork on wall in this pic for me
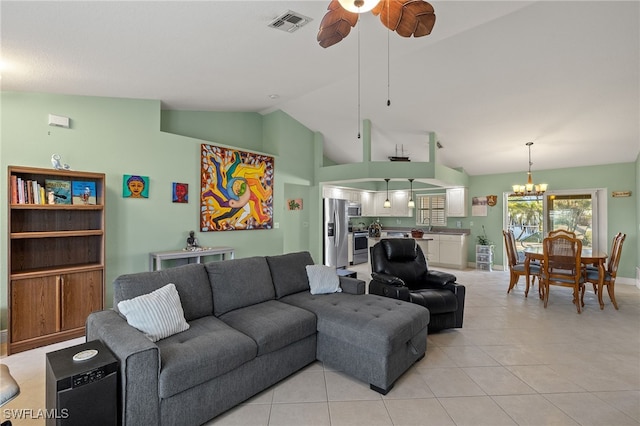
[200,143,274,231]
[173,182,189,203]
[123,174,149,198]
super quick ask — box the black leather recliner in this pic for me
[369,238,465,332]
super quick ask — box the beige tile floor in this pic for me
[2,263,639,426]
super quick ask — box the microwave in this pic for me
[347,203,362,217]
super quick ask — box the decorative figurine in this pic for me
[51,154,71,170]
[186,230,199,250]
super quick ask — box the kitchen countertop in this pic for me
[378,228,470,236]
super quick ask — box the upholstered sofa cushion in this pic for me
[156,316,257,399]
[266,251,314,298]
[206,257,276,316]
[113,263,213,321]
[220,300,317,356]
[281,292,429,356]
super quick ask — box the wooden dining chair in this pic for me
[548,229,577,239]
[503,230,541,297]
[541,234,585,313]
[584,233,626,310]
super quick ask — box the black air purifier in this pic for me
[46,340,118,426]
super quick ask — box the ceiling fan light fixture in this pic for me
[338,0,380,14]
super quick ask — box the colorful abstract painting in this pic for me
[200,144,274,231]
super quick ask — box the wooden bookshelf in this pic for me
[7,166,106,354]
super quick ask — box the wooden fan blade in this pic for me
[372,0,402,31]
[373,0,435,38]
[317,0,359,48]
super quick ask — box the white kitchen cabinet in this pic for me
[446,187,468,217]
[374,192,391,216]
[360,191,375,216]
[437,234,468,269]
[322,186,359,201]
[372,190,412,217]
[348,232,353,264]
[416,238,438,264]
[417,233,468,269]
[391,191,412,217]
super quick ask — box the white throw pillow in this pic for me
[306,265,342,295]
[117,283,190,342]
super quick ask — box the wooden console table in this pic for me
[149,247,235,271]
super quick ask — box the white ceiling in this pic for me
[2,1,638,176]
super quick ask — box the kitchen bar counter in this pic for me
[377,227,470,236]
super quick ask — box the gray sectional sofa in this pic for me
[86,251,430,425]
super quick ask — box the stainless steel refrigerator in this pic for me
[323,198,348,269]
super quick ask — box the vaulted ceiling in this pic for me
[2,1,638,176]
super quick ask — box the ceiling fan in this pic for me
[317,0,436,48]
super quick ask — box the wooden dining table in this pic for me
[524,246,608,309]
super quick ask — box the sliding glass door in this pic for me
[504,189,603,257]
[544,191,598,250]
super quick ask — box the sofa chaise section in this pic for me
[266,251,430,394]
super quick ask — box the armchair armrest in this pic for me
[86,310,161,426]
[339,276,365,294]
[369,273,411,301]
[371,272,406,286]
[424,270,457,288]
[442,282,466,328]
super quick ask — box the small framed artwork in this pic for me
[72,181,97,205]
[173,182,189,203]
[123,174,149,198]
[287,198,303,210]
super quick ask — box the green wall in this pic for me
[0,92,319,329]
[468,164,637,279]
[1,91,638,331]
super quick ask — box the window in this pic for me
[504,189,605,254]
[416,194,446,226]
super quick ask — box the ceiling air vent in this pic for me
[268,10,312,33]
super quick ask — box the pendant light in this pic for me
[383,178,391,208]
[407,179,415,208]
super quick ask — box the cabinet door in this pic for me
[374,192,391,216]
[60,270,104,331]
[360,191,374,216]
[446,188,468,217]
[439,240,462,265]
[423,236,439,263]
[391,191,411,217]
[11,276,58,341]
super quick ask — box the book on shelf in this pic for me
[45,179,72,204]
[11,176,46,204]
[72,181,97,205]
[10,175,18,204]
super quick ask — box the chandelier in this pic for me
[512,142,548,196]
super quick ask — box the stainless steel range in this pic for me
[352,231,369,265]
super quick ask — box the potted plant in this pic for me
[477,225,492,246]
[476,225,495,270]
